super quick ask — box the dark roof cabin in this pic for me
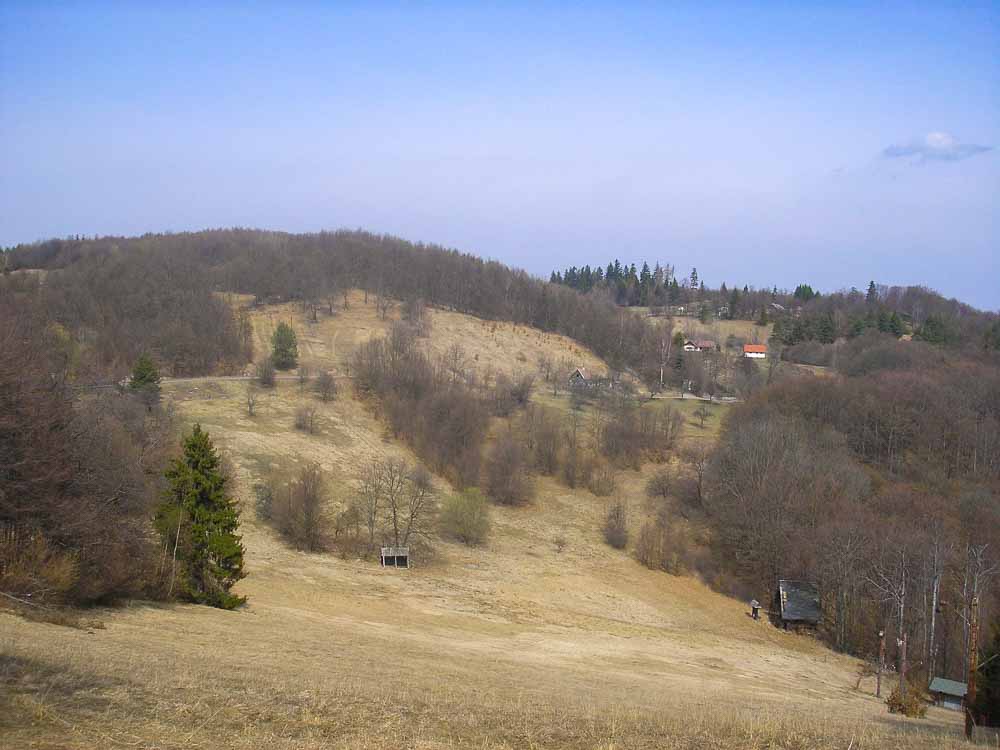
[928,677,967,711]
[775,580,821,630]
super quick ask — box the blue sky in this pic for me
[2,2,997,309]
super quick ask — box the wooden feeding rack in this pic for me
[380,546,410,569]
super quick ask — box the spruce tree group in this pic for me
[155,424,246,609]
[271,321,299,370]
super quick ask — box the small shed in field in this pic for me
[774,579,820,630]
[743,344,768,359]
[380,546,409,568]
[569,367,592,385]
[928,677,966,711]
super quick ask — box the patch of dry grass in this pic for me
[241,290,607,382]
[2,614,980,749]
[675,318,772,346]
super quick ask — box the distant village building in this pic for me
[774,580,820,631]
[743,344,767,359]
[928,677,967,711]
[569,366,619,391]
[682,339,717,353]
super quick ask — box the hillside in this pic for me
[2,296,976,749]
[240,290,608,380]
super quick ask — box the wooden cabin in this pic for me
[774,579,820,630]
[928,677,967,711]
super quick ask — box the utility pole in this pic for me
[877,628,886,698]
[966,595,980,741]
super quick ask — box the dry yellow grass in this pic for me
[241,290,607,380]
[2,299,986,749]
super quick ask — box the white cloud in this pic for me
[883,132,991,162]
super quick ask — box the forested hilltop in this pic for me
[2,228,999,712]
[3,230,662,382]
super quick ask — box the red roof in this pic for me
[743,344,768,353]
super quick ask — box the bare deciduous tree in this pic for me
[274,464,331,552]
[246,384,258,416]
[294,405,319,434]
[357,459,437,552]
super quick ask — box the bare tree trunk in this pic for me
[929,567,940,682]
[899,632,908,700]
[966,595,979,740]
[168,515,182,597]
[877,626,886,698]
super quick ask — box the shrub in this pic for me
[253,483,274,521]
[485,434,535,506]
[589,462,617,497]
[256,358,276,388]
[562,445,595,489]
[315,370,337,401]
[603,500,629,549]
[886,684,927,718]
[491,373,535,417]
[646,468,673,503]
[439,489,491,546]
[0,525,78,605]
[634,518,696,576]
[332,503,365,558]
[783,340,834,367]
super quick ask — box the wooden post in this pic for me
[966,595,979,741]
[877,629,885,698]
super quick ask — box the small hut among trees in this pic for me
[928,677,966,711]
[568,367,592,386]
[774,579,821,631]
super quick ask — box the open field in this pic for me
[2,300,988,749]
[241,290,608,380]
[630,309,772,348]
[674,318,772,347]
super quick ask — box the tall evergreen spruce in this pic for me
[271,321,299,370]
[129,353,161,407]
[156,424,246,609]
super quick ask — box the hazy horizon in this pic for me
[2,2,997,309]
